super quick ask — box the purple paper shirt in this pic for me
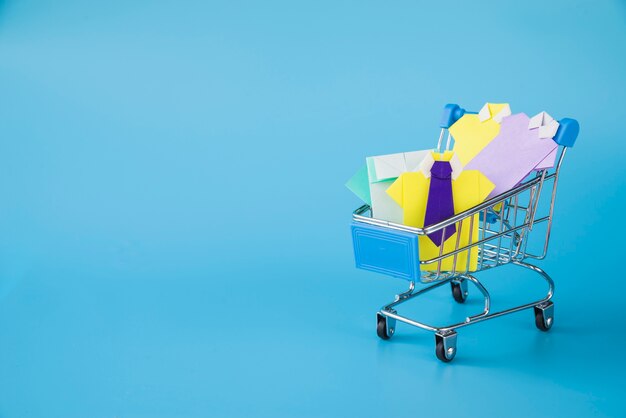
[464,113,558,199]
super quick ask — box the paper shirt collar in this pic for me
[419,151,463,181]
[478,103,511,123]
[528,111,560,140]
[367,150,430,182]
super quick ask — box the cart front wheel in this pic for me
[534,301,554,332]
[451,281,468,304]
[376,313,394,340]
[435,340,454,362]
[435,331,457,363]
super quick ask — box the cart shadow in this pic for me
[442,323,597,369]
[372,316,601,370]
[380,332,432,344]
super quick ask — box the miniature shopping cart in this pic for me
[351,104,579,362]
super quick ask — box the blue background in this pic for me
[1,1,625,417]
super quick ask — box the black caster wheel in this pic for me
[435,331,457,363]
[451,281,468,304]
[435,340,453,363]
[534,301,554,332]
[376,313,394,340]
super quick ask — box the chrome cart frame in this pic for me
[351,105,579,362]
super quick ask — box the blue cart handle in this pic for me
[439,104,467,129]
[440,103,579,148]
[553,118,579,148]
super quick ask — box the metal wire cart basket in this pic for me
[351,104,580,362]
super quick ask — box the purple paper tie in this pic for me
[424,161,456,246]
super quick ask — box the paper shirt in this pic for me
[449,102,511,166]
[536,148,558,171]
[386,151,495,272]
[464,113,559,199]
[345,165,372,206]
[345,149,431,223]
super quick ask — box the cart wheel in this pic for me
[435,340,453,362]
[534,301,554,332]
[435,331,457,363]
[376,313,394,340]
[451,281,468,304]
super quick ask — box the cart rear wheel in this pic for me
[451,281,468,304]
[376,314,393,340]
[534,301,554,331]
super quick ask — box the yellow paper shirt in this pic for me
[386,152,495,272]
[450,103,509,166]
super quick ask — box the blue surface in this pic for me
[1,1,625,417]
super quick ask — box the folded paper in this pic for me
[386,151,495,271]
[423,161,456,246]
[346,150,431,223]
[535,148,558,170]
[367,151,428,182]
[479,103,511,123]
[528,111,560,139]
[527,112,559,172]
[345,165,371,205]
[464,113,559,199]
[449,102,511,166]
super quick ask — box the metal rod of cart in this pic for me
[351,104,579,362]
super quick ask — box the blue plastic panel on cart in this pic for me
[351,222,420,281]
